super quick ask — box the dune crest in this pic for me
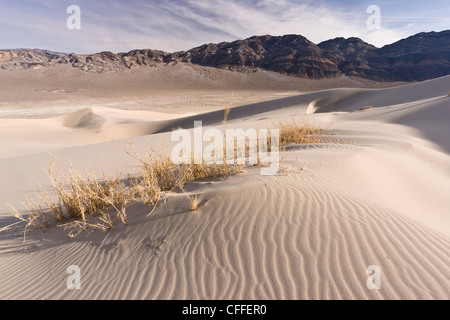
[61,108,106,129]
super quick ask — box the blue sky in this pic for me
[0,0,449,53]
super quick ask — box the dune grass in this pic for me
[6,116,324,239]
[276,119,323,146]
[9,144,246,239]
[10,161,131,239]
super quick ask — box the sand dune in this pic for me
[0,107,190,158]
[0,75,449,299]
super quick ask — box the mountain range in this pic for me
[1,30,449,82]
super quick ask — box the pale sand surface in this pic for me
[0,70,448,299]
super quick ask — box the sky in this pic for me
[0,0,449,53]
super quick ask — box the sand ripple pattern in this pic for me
[0,129,449,299]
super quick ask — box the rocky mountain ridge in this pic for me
[1,30,449,82]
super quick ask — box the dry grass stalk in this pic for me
[179,185,199,211]
[190,195,199,211]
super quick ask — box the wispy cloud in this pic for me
[0,0,448,53]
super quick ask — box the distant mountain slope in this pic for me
[177,34,342,79]
[1,30,449,81]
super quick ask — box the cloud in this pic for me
[153,0,408,47]
[0,0,448,53]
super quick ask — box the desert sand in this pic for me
[0,66,448,299]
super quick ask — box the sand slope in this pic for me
[0,76,449,299]
[0,107,191,158]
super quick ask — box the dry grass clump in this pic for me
[129,144,242,191]
[49,166,130,225]
[276,120,323,147]
[9,145,244,239]
[10,162,132,239]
